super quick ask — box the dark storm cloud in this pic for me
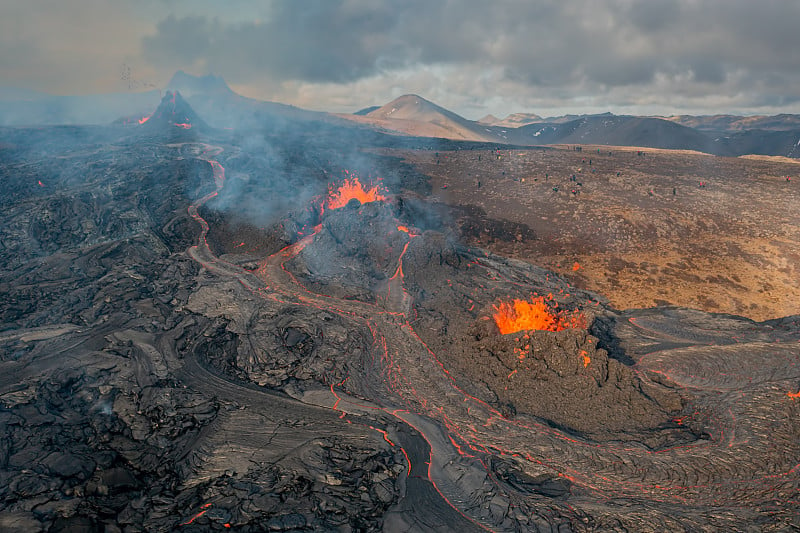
[143,15,215,66]
[143,1,401,82]
[143,1,797,80]
[137,0,800,113]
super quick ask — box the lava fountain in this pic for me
[493,295,586,334]
[326,176,386,210]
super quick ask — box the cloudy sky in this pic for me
[3,0,800,119]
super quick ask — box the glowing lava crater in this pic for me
[493,295,586,334]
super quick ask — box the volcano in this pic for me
[140,90,209,132]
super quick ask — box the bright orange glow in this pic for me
[174,123,192,129]
[493,296,586,334]
[580,350,591,367]
[573,262,581,271]
[788,390,800,399]
[180,503,212,526]
[326,177,386,210]
[137,115,151,125]
[398,225,410,233]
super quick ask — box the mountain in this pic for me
[512,115,723,154]
[539,112,616,124]
[343,94,497,142]
[666,114,800,133]
[490,112,544,128]
[140,91,209,132]
[715,128,800,158]
[366,94,464,123]
[158,71,338,130]
[477,114,500,125]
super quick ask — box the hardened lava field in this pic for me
[0,110,799,531]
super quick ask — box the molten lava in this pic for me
[137,114,151,125]
[493,296,586,334]
[326,177,386,210]
[174,122,192,129]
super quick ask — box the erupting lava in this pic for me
[493,295,586,334]
[137,114,151,125]
[326,176,386,210]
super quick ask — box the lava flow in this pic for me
[493,295,586,334]
[325,176,386,210]
[181,145,800,530]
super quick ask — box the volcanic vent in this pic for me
[139,90,209,132]
[266,178,689,443]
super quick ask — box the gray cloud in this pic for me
[140,1,800,105]
[143,1,403,83]
[3,0,800,115]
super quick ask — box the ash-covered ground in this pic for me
[1,112,799,532]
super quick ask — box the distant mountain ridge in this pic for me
[354,105,380,116]
[665,114,800,132]
[344,94,800,158]
[516,115,721,153]
[481,112,543,128]
[1,71,799,159]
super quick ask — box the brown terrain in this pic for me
[385,144,800,320]
[339,94,496,142]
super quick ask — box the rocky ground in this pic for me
[1,122,798,531]
[391,145,800,321]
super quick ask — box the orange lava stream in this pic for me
[137,115,151,125]
[326,177,386,210]
[788,390,800,399]
[493,296,585,334]
[180,503,212,525]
